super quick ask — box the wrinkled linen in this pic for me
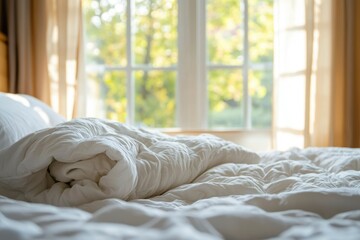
[0,118,259,206]
[0,147,360,239]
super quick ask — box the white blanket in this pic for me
[0,119,360,239]
[0,118,259,206]
[0,149,359,239]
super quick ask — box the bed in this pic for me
[0,92,359,239]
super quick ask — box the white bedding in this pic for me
[0,118,259,206]
[0,118,359,239]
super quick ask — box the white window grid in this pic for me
[85,0,272,130]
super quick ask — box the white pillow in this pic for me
[0,93,65,150]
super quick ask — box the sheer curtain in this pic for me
[6,0,84,119]
[273,0,359,149]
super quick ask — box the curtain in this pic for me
[6,0,84,119]
[0,1,7,92]
[7,0,49,102]
[0,33,7,92]
[354,0,360,147]
[273,0,359,149]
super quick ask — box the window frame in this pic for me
[177,0,267,130]
[84,0,273,149]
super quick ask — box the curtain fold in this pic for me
[7,0,49,103]
[273,0,358,149]
[0,1,8,91]
[6,0,83,119]
[46,0,84,118]
[0,33,7,92]
[354,0,360,147]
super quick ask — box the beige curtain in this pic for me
[6,0,84,119]
[273,0,358,149]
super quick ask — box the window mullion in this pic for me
[177,0,207,130]
[197,0,207,129]
[243,0,251,129]
[126,0,134,125]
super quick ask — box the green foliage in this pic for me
[249,0,274,63]
[83,0,273,129]
[250,70,272,128]
[207,0,273,128]
[134,0,177,67]
[134,71,176,128]
[84,0,127,65]
[207,0,243,65]
[104,71,127,122]
[208,70,243,128]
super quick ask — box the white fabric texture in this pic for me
[0,93,65,150]
[0,118,260,206]
[0,145,359,239]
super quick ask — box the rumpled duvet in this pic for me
[1,118,360,239]
[0,118,259,206]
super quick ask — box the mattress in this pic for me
[0,117,359,239]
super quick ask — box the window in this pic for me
[83,0,273,131]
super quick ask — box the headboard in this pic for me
[0,32,7,92]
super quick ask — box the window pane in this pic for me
[86,71,127,122]
[103,71,127,122]
[85,71,106,118]
[134,0,177,67]
[248,0,274,64]
[207,0,243,65]
[83,0,127,65]
[276,75,306,131]
[250,70,272,128]
[208,70,243,128]
[135,71,176,128]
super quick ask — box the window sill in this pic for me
[162,129,273,151]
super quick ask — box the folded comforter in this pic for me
[0,118,259,206]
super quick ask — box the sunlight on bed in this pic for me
[33,107,50,125]
[5,93,51,124]
[5,94,31,107]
